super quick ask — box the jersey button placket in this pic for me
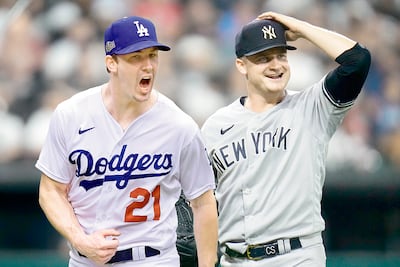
[243,188,251,195]
[242,186,253,242]
[95,179,115,227]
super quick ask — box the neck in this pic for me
[245,90,286,113]
[102,83,157,130]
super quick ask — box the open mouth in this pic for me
[140,77,151,87]
[266,73,283,79]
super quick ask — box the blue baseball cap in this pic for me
[235,19,296,58]
[104,16,170,55]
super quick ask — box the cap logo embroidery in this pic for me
[105,41,116,53]
[133,21,149,37]
[262,25,276,40]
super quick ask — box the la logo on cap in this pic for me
[262,25,277,40]
[134,21,149,37]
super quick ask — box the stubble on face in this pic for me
[117,48,159,103]
[244,47,291,96]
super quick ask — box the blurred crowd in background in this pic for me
[0,0,399,173]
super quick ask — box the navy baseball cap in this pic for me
[104,16,170,55]
[235,19,296,58]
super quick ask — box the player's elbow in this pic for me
[190,190,217,210]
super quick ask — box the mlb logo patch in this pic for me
[105,41,116,53]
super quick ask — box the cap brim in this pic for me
[243,44,296,57]
[113,40,170,55]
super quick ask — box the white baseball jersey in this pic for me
[201,77,352,253]
[36,84,215,265]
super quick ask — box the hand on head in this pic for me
[257,11,305,41]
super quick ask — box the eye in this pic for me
[278,54,287,61]
[129,54,141,61]
[255,56,268,64]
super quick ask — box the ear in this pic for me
[235,58,247,75]
[105,55,116,72]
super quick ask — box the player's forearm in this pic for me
[38,175,86,248]
[191,191,218,267]
[296,21,357,60]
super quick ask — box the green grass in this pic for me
[0,250,399,267]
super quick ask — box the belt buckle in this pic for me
[246,244,263,261]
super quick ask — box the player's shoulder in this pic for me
[56,85,102,112]
[201,98,241,131]
[207,98,241,119]
[155,91,199,128]
[283,77,326,104]
[282,89,302,102]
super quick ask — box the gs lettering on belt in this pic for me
[265,244,277,255]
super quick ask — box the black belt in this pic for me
[225,237,302,260]
[78,246,160,264]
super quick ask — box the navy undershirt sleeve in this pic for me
[324,43,371,106]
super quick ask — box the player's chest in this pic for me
[67,124,181,174]
[217,110,306,145]
[212,116,314,169]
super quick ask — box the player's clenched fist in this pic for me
[74,229,120,265]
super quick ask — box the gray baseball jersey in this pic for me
[36,84,215,265]
[201,77,352,253]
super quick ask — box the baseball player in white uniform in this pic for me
[201,12,371,267]
[36,16,218,267]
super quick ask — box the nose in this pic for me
[269,57,281,69]
[142,56,153,71]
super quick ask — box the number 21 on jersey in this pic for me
[124,185,160,222]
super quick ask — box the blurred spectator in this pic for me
[42,37,81,82]
[216,0,261,61]
[130,0,184,43]
[182,0,219,37]
[173,34,227,125]
[327,102,383,173]
[374,73,400,168]
[0,89,24,163]
[379,129,400,168]
[23,81,77,158]
[0,0,398,174]
[0,5,47,120]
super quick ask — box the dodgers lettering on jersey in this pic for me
[69,145,173,190]
[213,127,291,174]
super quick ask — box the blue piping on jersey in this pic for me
[79,171,171,191]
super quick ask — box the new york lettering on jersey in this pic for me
[212,126,291,173]
[68,144,173,190]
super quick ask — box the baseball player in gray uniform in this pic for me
[201,12,371,267]
[36,16,218,267]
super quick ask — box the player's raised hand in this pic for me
[258,11,357,59]
[74,228,120,265]
[257,11,306,42]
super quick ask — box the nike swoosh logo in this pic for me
[79,127,95,135]
[220,125,234,135]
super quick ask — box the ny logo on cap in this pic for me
[262,25,276,40]
[133,21,149,37]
